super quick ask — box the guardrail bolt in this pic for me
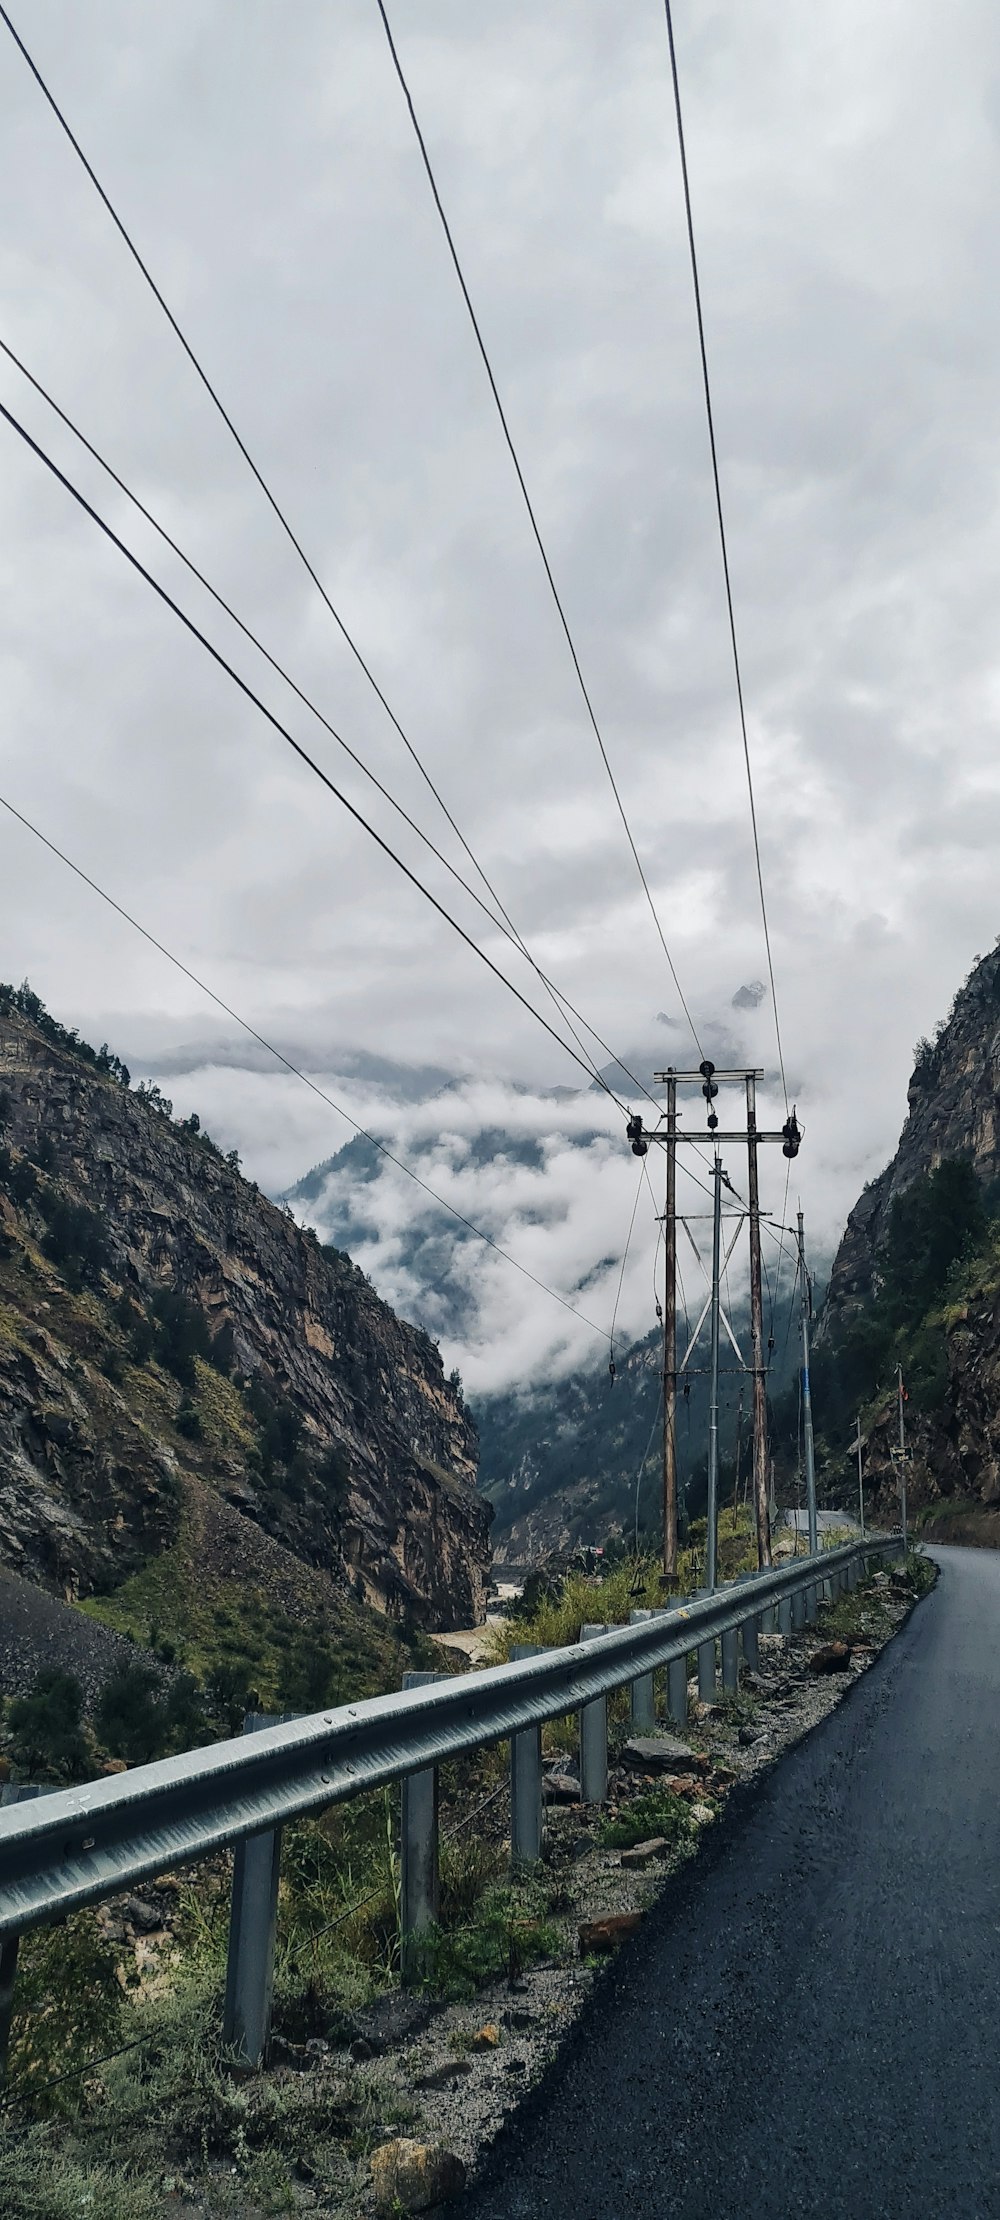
[579,1625,609,1803]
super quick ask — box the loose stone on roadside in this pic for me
[370,2139,467,2213]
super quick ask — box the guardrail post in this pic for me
[0,1784,48,2083]
[791,1585,806,1631]
[629,1610,656,1731]
[400,1671,450,1983]
[804,1579,817,1624]
[778,1594,793,1636]
[223,1715,285,2068]
[579,1625,608,1803]
[698,1635,716,1698]
[721,1625,739,1692]
[510,1645,544,1865]
[666,1641,688,1726]
[741,1607,760,1669]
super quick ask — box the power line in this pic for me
[0,0,598,1071]
[0,393,631,1112]
[662,0,789,1110]
[0,789,613,1345]
[374,0,705,1058]
[608,1160,647,1377]
[0,337,664,1121]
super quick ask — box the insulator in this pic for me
[708,1111,719,1130]
[781,1110,802,1160]
[655,1301,663,1322]
[626,1112,648,1157]
[608,1358,616,1383]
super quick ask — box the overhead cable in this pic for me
[0,337,664,1117]
[0,1,584,1054]
[0,790,613,1343]
[0,394,630,1109]
[375,0,705,1057]
[662,0,789,1109]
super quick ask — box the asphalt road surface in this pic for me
[461,1547,1000,2220]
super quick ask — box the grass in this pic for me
[79,1484,410,1711]
[599,1787,694,1852]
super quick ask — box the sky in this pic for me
[1,0,999,1394]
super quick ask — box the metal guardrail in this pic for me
[0,1533,901,2067]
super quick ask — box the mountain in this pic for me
[0,983,491,1638]
[809,940,1000,1538]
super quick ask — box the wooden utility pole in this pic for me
[661,1073,678,1580]
[745,1074,772,1568]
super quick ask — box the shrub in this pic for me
[95,1664,169,1765]
[7,1669,90,1781]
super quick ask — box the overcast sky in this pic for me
[1,0,999,1393]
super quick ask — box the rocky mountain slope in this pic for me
[0,985,491,1638]
[815,941,1000,1535]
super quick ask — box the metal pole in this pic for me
[797,1209,818,1557]
[510,1645,544,1864]
[579,1625,609,1803]
[706,1153,722,1594]
[746,1077,772,1568]
[856,1415,865,1537]
[897,1365,908,1553]
[400,1670,449,1983]
[662,1074,678,1579]
[223,1718,284,2067]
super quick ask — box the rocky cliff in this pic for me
[820,942,1000,1534]
[0,989,491,1632]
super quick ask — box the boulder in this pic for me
[689,1802,716,1826]
[470,2022,500,2050]
[808,1641,852,1675]
[622,1736,708,1775]
[619,1837,669,1868]
[543,1772,582,1803]
[578,1913,643,1954]
[370,2140,467,2213]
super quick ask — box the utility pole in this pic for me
[633,1066,801,1579]
[855,1414,865,1537]
[896,1363,908,1553]
[797,1209,818,1556]
[661,1074,678,1581]
[746,1075,772,1568]
[706,1153,723,1593]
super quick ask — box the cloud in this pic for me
[0,0,996,1391]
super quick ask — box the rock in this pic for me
[578,1913,643,1954]
[619,1837,669,1868]
[711,1766,738,1786]
[124,1897,162,1933]
[738,1725,761,1746]
[808,1641,852,1675]
[470,2023,500,2050]
[689,1802,716,1825]
[350,2036,379,2062]
[413,2059,473,2089]
[623,1736,708,1775]
[543,1772,582,1803]
[370,2140,467,2213]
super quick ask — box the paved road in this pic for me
[461,1547,1000,2220]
